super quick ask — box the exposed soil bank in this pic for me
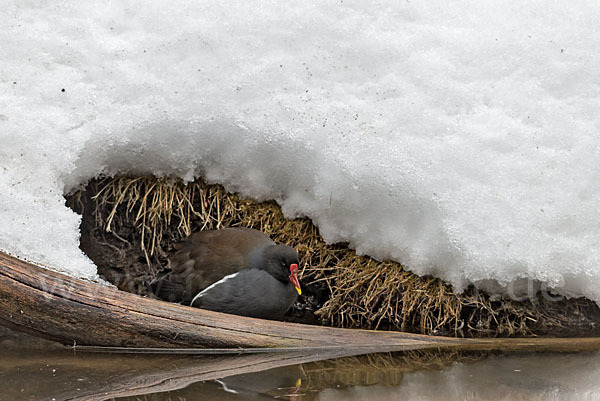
[66,176,600,337]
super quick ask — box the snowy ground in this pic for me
[1,1,599,301]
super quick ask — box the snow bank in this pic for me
[1,1,600,299]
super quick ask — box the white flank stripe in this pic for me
[215,379,238,394]
[190,272,239,306]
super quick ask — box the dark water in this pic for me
[2,328,599,401]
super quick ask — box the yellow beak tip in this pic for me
[296,287,302,295]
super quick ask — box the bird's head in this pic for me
[263,244,302,295]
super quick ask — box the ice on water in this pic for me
[1,1,600,300]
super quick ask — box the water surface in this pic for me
[2,328,599,401]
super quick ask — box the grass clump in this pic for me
[67,175,600,337]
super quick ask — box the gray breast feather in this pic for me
[190,268,298,320]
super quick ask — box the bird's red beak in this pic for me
[289,263,301,295]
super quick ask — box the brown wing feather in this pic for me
[154,227,274,303]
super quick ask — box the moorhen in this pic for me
[150,227,302,320]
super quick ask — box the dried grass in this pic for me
[71,175,600,336]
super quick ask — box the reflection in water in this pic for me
[113,353,430,401]
[1,327,600,401]
[314,352,600,401]
[115,352,600,401]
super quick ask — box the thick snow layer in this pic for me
[1,2,600,298]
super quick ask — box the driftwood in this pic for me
[2,251,600,354]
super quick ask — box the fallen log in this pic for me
[1,251,600,353]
